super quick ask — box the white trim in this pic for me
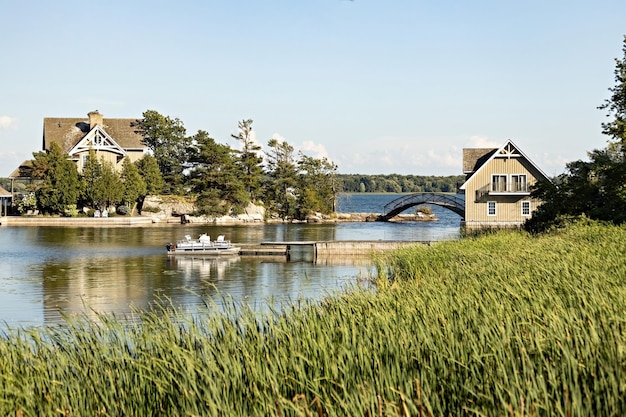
[487,201,497,216]
[521,200,531,216]
[459,139,551,190]
[67,126,127,157]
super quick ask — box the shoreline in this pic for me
[1,212,437,227]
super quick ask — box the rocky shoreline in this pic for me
[0,211,437,227]
[0,195,438,226]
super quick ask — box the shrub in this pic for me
[116,205,130,216]
[141,205,161,213]
[63,204,79,217]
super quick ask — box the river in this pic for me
[0,194,462,327]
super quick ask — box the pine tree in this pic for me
[120,158,147,214]
[231,119,264,202]
[33,142,81,215]
[188,130,247,216]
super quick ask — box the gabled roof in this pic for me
[459,139,551,190]
[43,116,144,154]
[463,148,497,174]
[67,125,127,158]
[0,186,11,198]
[8,160,34,179]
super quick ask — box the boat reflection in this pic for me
[167,255,242,280]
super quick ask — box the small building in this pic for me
[459,140,550,228]
[0,185,11,216]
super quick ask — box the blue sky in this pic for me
[1,0,625,177]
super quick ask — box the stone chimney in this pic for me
[88,110,103,129]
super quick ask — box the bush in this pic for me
[116,205,130,216]
[141,205,161,213]
[15,192,37,214]
[63,204,79,217]
[415,204,433,215]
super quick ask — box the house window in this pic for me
[487,201,496,216]
[491,175,507,192]
[521,201,531,216]
[511,174,527,192]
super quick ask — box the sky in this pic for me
[1,1,625,178]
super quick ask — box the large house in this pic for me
[459,140,550,228]
[10,110,147,180]
[42,110,147,173]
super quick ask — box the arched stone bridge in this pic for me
[378,193,465,221]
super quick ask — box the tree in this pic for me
[32,142,81,215]
[80,148,102,209]
[134,110,190,194]
[525,36,626,233]
[231,119,264,202]
[187,130,247,216]
[80,149,123,211]
[135,154,164,195]
[296,153,338,217]
[98,161,124,211]
[598,35,626,149]
[264,138,298,220]
[120,158,147,214]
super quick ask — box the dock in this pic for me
[238,240,429,259]
[239,244,290,256]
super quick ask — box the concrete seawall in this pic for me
[315,240,429,256]
[0,216,156,227]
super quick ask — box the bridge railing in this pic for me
[382,192,464,216]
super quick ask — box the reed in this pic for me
[0,219,624,416]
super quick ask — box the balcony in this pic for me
[477,182,530,197]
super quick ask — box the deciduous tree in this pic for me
[296,153,338,217]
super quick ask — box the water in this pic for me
[0,194,462,327]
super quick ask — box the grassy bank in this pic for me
[1,220,625,415]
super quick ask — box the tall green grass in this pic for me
[1,219,625,416]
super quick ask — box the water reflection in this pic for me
[40,255,166,323]
[168,255,242,281]
[1,204,460,327]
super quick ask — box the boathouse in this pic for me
[460,140,550,228]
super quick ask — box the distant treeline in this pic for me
[336,174,465,193]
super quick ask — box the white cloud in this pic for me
[536,152,569,177]
[269,133,286,144]
[465,135,499,148]
[300,140,329,159]
[333,135,469,175]
[0,116,18,130]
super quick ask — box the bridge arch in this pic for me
[378,193,465,221]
